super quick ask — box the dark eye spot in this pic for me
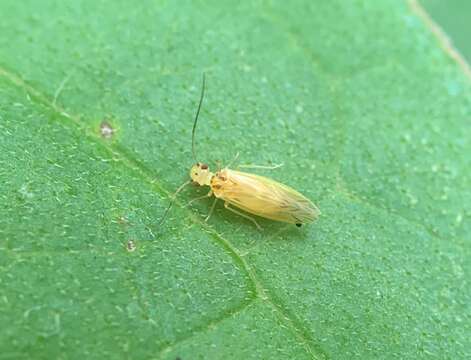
[201,163,208,170]
[194,172,198,176]
[296,223,302,227]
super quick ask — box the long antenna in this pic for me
[157,180,192,228]
[159,75,206,228]
[191,73,206,162]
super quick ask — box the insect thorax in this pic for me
[210,170,230,194]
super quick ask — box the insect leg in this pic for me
[225,152,240,168]
[238,163,283,170]
[187,190,213,206]
[205,198,218,222]
[224,202,262,230]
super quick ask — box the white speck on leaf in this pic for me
[126,240,137,252]
[19,184,34,199]
[100,121,115,139]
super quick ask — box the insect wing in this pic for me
[219,170,320,224]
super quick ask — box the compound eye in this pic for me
[201,163,208,170]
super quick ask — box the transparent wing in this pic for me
[215,169,320,224]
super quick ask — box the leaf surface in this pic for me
[0,1,470,359]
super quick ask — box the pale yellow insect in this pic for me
[160,75,320,229]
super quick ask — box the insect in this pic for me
[159,74,320,229]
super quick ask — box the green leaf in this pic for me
[1,1,470,359]
[421,0,471,63]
